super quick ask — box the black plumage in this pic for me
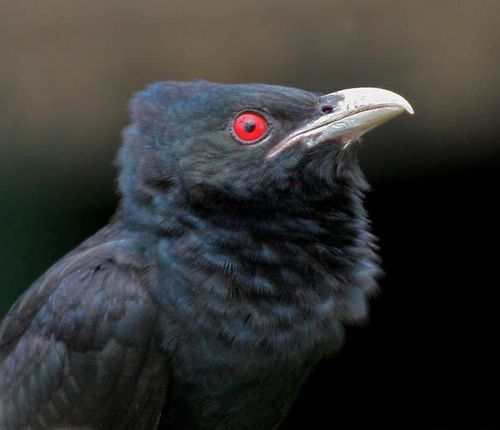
[0,81,412,429]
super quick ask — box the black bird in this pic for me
[0,81,413,429]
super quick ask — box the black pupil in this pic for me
[244,121,256,133]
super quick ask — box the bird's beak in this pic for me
[266,87,414,158]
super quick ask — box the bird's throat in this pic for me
[125,182,381,329]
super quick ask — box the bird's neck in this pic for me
[119,178,381,324]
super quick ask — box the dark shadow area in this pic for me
[282,158,500,429]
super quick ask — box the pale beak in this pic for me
[266,87,414,158]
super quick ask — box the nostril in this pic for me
[321,105,333,114]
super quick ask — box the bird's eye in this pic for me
[232,111,268,144]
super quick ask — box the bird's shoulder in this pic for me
[0,222,157,359]
[0,223,169,428]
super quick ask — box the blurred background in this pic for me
[1,0,499,428]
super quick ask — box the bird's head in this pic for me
[118,80,412,222]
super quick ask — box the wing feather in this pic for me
[0,235,168,429]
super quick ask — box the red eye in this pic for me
[232,111,268,144]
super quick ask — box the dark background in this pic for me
[1,1,499,428]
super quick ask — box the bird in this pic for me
[0,80,413,429]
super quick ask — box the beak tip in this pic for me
[402,100,414,115]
